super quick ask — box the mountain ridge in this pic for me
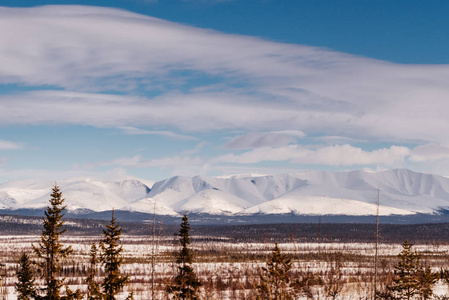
[1,169,449,218]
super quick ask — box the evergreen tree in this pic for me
[15,252,36,300]
[166,214,201,300]
[257,243,295,300]
[33,184,73,300]
[85,243,102,300]
[100,211,129,300]
[388,240,422,300]
[417,265,438,300]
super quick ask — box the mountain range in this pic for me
[1,169,449,220]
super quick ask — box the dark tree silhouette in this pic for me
[33,184,73,300]
[257,243,295,300]
[86,243,102,300]
[15,252,36,300]
[167,214,202,300]
[417,265,438,300]
[100,211,130,300]
[388,240,423,300]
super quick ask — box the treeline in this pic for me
[4,214,449,244]
[196,222,449,244]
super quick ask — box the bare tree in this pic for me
[323,253,345,300]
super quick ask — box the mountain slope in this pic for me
[1,169,449,217]
[0,178,151,212]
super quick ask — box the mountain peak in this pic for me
[1,169,449,218]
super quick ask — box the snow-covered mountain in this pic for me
[0,178,151,212]
[1,169,449,217]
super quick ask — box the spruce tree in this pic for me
[166,214,201,300]
[15,252,36,300]
[417,265,438,300]
[86,243,102,300]
[33,184,72,300]
[257,243,295,300]
[388,240,422,300]
[100,211,129,300]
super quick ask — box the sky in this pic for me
[1,0,449,182]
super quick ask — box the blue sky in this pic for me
[1,1,449,182]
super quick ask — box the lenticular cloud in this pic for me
[1,5,449,145]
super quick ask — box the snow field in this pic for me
[0,235,449,299]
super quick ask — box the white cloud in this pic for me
[119,126,196,140]
[409,144,449,162]
[140,156,204,169]
[225,130,306,149]
[76,155,142,169]
[215,144,411,166]
[0,140,22,150]
[180,141,207,156]
[312,136,367,144]
[0,166,141,183]
[0,157,7,167]
[0,90,308,131]
[78,154,204,170]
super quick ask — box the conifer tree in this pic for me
[100,211,129,300]
[86,243,102,300]
[15,252,36,300]
[388,240,422,300]
[417,265,438,300]
[33,184,73,300]
[166,214,201,300]
[257,243,295,300]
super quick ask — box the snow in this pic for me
[175,189,250,215]
[241,195,414,216]
[125,197,178,216]
[2,169,449,216]
[0,178,151,212]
